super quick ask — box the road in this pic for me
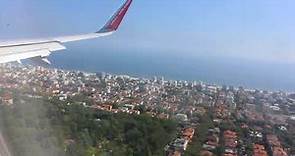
[0,132,11,156]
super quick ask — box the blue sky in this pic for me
[1,0,295,63]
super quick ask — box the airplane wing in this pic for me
[0,0,133,64]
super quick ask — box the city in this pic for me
[0,64,294,156]
[1,0,295,156]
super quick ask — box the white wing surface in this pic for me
[0,0,132,64]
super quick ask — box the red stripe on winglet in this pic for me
[100,0,132,32]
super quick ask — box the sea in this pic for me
[49,48,295,92]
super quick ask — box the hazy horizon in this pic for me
[1,0,295,91]
[50,49,295,92]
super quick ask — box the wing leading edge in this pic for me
[0,0,133,64]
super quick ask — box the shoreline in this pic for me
[48,65,294,94]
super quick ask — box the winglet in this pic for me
[97,0,133,33]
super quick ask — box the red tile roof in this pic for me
[253,144,268,156]
[273,147,288,156]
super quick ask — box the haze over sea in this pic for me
[50,48,295,92]
[2,0,295,92]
